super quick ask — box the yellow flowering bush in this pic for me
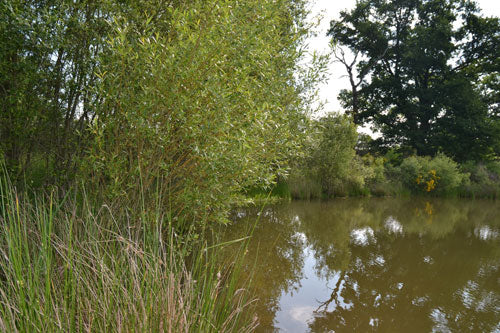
[400,154,468,195]
[415,169,440,192]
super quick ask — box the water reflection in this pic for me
[221,198,500,332]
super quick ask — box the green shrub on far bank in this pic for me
[287,115,408,199]
[285,116,500,199]
[242,179,292,204]
[459,161,500,198]
[288,168,323,199]
[287,114,410,199]
[362,154,402,197]
[398,154,469,195]
[288,114,366,199]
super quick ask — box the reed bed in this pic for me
[0,174,256,332]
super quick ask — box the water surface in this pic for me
[221,198,500,332]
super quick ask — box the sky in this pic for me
[308,0,500,117]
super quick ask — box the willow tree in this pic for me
[86,0,325,227]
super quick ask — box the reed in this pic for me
[0,173,256,332]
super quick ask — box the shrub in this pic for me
[399,154,468,195]
[361,154,395,196]
[460,161,500,198]
[83,0,322,227]
[287,169,323,199]
[289,114,365,198]
[312,114,359,194]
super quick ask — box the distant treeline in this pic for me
[284,0,500,200]
[285,114,500,200]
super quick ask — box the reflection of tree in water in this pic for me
[220,205,306,331]
[292,200,389,274]
[294,199,500,332]
[220,199,500,332]
[308,232,499,332]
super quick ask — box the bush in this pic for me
[287,168,323,199]
[288,114,366,198]
[83,0,321,227]
[460,161,500,198]
[312,114,359,195]
[361,154,394,196]
[399,154,469,195]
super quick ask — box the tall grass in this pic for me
[0,173,257,332]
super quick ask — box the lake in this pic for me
[220,198,500,332]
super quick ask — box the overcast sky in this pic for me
[309,0,500,117]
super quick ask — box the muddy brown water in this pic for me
[220,198,500,332]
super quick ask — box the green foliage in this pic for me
[241,179,292,205]
[311,114,359,196]
[355,133,375,156]
[384,149,404,167]
[460,161,500,198]
[359,154,389,196]
[399,154,469,195]
[0,0,323,220]
[291,122,499,198]
[288,167,323,200]
[0,0,111,183]
[1,0,322,226]
[83,0,320,227]
[329,0,500,161]
[289,114,369,198]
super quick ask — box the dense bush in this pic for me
[0,0,113,184]
[310,114,360,196]
[399,154,469,195]
[288,167,323,199]
[83,0,324,228]
[361,154,393,196]
[1,0,324,228]
[289,131,495,198]
[288,114,372,198]
[460,161,500,198]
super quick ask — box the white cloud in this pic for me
[289,305,316,324]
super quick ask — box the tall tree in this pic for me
[85,0,323,225]
[329,0,500,161]
[0,0,111,182]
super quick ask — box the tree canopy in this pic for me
[0,0,324,226]
[329,0,500,161]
